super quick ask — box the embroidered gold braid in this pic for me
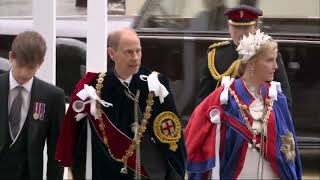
[95,73,155,175]
[228,19,257,26]
[208,46,240,89]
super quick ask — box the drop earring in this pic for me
[250,68,255,77]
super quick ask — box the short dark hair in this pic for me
[11,31,47,67]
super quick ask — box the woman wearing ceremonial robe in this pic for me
[185,30,302,180]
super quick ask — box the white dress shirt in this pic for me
[118,75,132,88]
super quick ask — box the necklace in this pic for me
[245,81,260,98]
[243,81,265,119]
[95,73,155,176]
[125,89,141,180]
[229,89,273,146]
[229,88,273,179]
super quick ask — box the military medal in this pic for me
[33,112,39,120]
[33,102,46,120]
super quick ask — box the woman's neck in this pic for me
[242,73,262,94]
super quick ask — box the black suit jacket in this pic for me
[0,72,65,180]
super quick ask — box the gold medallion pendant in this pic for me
[280,131,296,161]
[153,111,181,152]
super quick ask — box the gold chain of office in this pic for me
[229,88,273,148]
[95,72,155,174]
[229,88,274,179]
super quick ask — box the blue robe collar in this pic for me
[233,78,268,105]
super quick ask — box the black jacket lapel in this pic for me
[26,77,40,122]
[0,72,10,153]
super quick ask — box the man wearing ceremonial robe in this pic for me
[56,28,186,180]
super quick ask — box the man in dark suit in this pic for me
[0,31,65,180]
[198,5,292,110]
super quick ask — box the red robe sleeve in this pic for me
[185,86,225,173]
[55,72,99,166]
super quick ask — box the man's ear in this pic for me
[8,51,14,60]
[107,47,115,62]
[8,51,15,63]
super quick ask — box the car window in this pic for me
[134,0,320,34]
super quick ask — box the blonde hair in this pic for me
[237,40,278,76]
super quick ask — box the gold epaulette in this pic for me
[207,41,239,89]
[208,41,230,49]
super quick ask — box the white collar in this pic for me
[119,75,132,87]
[114,70,132,87]
[9,69,34,92]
